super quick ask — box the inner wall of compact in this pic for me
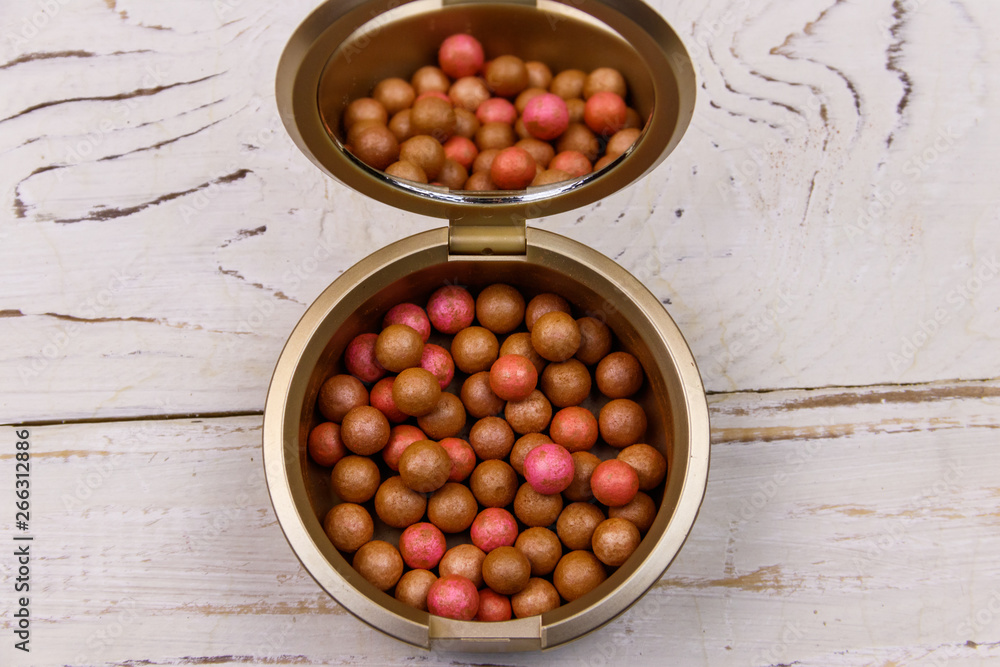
[297,257,681,626]
[317,2,672,170]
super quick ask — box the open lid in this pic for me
[276,0,696,223]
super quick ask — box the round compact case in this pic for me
[263,0,708,652]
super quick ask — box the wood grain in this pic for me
[1,379,997,666]
[1,0,998,423]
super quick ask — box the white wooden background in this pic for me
[0,0,998,665]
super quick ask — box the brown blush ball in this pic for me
[437,159,468,190]
[575,317,612,365]
[317,374,369,423]
[392,367,442,417]
[323,502,373,553]
[525,62,553,90]
[499,332,547,375]
[410,96,456,141]
[553,550,607,602]
[451,326,500,374]
[617,443,667,491]
[385,160,427,183]
[331,455,381,504]
[342,97,388,130]
[439,544,487,588]
[485,55,529,97]
[374,476,427,528]
[540,359,592,408]
[428,482,478,533]
[556,502,606,551]
[475,122,516,151]
[461,371,506,418]
[308,422,347,467]
[417,392,466,440]
[470,459,518,508]
[395,568,437,611]
[469,416,515,460]
[511,578,561,618]
[454,108,481,139]
[598,399,647,448]
[411,65,451,95]
[531,311,582,362]
[351,124,400,171]
[352,540,403,591]
[388,109,413,142]
[583,67,628,99]
[555,123,600,161]
[373,77,416,116]
[375,324,424,373]
[504,389,553,435]
[514,482,564,528]
[525,293,571,331]
[476,284,526,335]
[399,135,446,181]
[563,451,601,503]
[515,138,555,169]
[531,168,573,187]
[608,491,657,533]
[550,69,586,99]
[591,517,641,567]
[515,526,562,576]
[449,76,492,111]
[340,406,390,456]
[472,147,500,174]
[596,351,644,398]
[482,546,531,596]
[398,439,452,493]
[509,433,553,476]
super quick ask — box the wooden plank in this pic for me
[1,379,997,665]
[1,0,999,422]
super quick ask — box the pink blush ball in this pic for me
[591,459,640,507]
[308,422,348,467]
[438,34,485,80]
[489,354,538,402]
[444,136,479,170]
[549,406,599,453]
[549,150,593,178]
[427,285,476,334]
[345,333,386,383]
[399,522,448,570]
[523,93,570,141]
[440,437,477,482]
[382,424,426,471]
[523,443,575,495]
[383,303,431,342]
[476,588,512,621]
[476,97,517,125]
[584,91,627,136]
[421,343,456,389]
[471,508,519,551]
[370,377,408,424]
[427,575,480,620]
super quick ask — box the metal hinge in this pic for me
[448,216,527,256]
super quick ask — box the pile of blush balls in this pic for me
[308,284,668,621]
[336,33,644,191]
